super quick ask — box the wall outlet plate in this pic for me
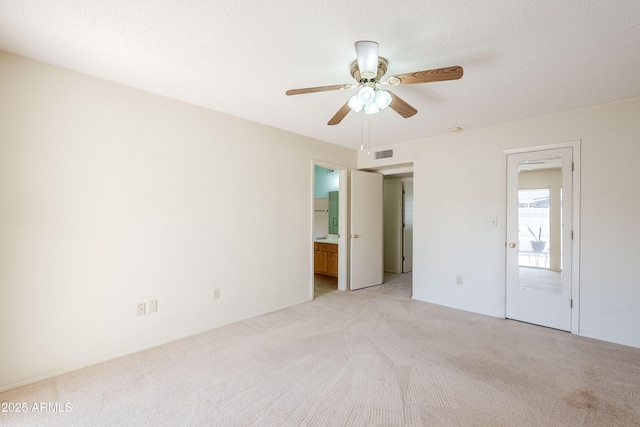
[137,302,146,316]
[149,300,157,313]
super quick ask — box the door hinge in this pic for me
[571,230,574,240]
[572,162,575,172]
[570,299,573,308]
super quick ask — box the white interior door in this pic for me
[350,170,383,290]
[506,147,573,330]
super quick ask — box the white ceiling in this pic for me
[1,1,639,150]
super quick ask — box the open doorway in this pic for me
[383,174,414,274]
[311,161,348,299]
[361,163,414,293]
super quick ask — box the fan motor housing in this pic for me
[350,57,388,83]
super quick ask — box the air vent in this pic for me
[374,149,393,160]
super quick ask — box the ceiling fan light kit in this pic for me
[347,94,364,112]
[374,90,392,109]
[357,85,376,105]
[286,40,464,125]
[348,88,392,115]
[364,102,380,115]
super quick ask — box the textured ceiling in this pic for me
[1,1,639,150]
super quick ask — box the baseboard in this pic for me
[410,296,504,319]
[410,296,640,351]
[0,297,312,393]
[577,331,640,350]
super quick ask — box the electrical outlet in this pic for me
[149,300,157,313]
[212,288,220,300]
[456,276,463,286]
[137,302,146,316]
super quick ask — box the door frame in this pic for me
[402,178,413,273]
[503,140,581,334]
[311,160,349,296]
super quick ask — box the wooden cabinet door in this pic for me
[314,250,328,274]
[328,252,339,277]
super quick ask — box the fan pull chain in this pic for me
[360,115,364,151]
[367,115,371,154]
[359,115,371,154]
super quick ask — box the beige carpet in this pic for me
[2,273,640,426]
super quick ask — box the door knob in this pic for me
[508,242,517,248]
[351,234,359,239]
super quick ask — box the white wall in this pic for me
[0,51,357,391]
[359,97,640,348]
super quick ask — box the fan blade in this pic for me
[286,84,353,96]
[388,91,417,118]
[328,101,351,125]
[389,66,463,85]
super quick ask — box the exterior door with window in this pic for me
[506,148,573,331]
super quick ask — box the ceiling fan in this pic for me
[285,41,463,125]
